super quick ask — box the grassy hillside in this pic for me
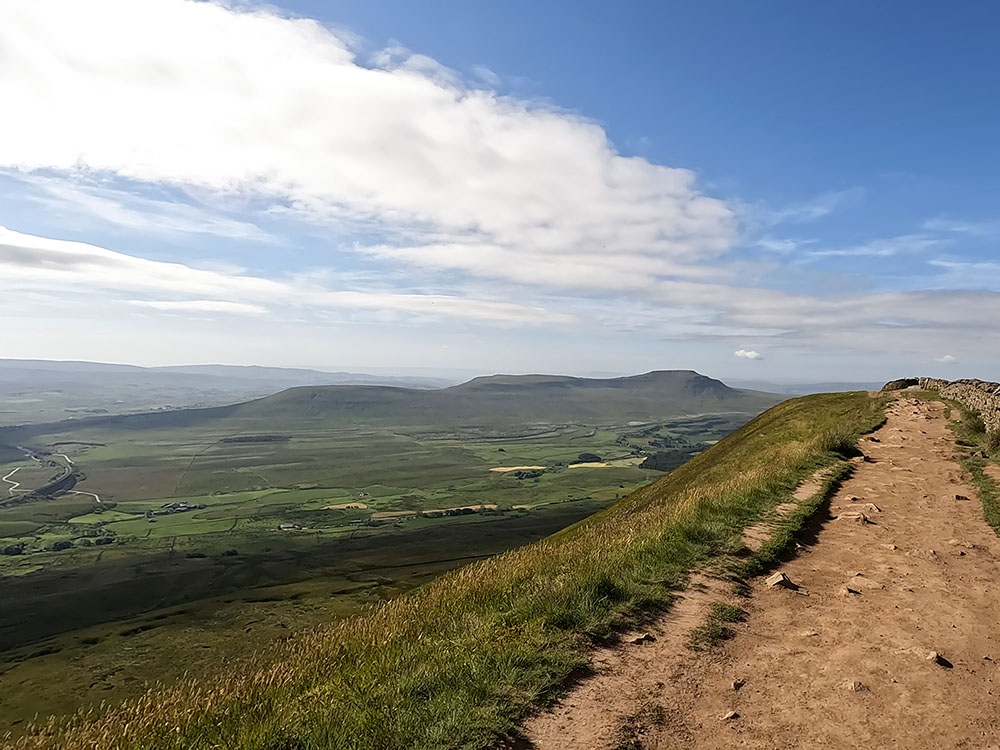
[9,391,885,750]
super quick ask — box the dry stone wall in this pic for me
[919,378,1000,434]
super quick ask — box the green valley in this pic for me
[0,371,778,732]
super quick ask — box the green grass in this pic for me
[736,460,857,580]
[9,392,886,750]
[688,602,749,650]
[940,399,1000,535]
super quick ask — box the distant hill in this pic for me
[3,370,783,436]
[222,370,782,425]
[149,364,452,389]
[0,359,453,425]
[729,379,884,395]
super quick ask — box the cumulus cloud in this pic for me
[734,349,763,360]
[0,0,735,294]
[935,354,958,364]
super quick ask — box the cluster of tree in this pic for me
[639,450,694,473]
[576,453,602,463]
[512,469,543,480]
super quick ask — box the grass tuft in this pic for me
[986,430,1000,456]
[614,702,666,750]
[688,602,749,651]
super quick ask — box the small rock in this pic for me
[926,651,953,668]
[731,679,745,691]
[723,710,740,721]
[847,680,868,693]
[842,586,862,596]
[955,494,972,502]
[881,543,898,551]
[864,503,882,513]
[800,630,820,637]
[766,571,799,590]
[630,633,656,644]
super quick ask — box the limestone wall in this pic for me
[919,378,1000,434]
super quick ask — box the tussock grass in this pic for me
[688,602,749,650]
[8,393,886,750]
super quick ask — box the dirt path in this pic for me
[521,396,1000,749]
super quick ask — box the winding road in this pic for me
[2,447,100,502]
[2,466,22,497]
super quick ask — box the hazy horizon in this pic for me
[0,355,911,388]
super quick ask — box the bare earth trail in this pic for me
[522,396,1000,749]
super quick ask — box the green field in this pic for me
[0,410,746,732]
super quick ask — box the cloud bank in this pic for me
[0,0,734,294]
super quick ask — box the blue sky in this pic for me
[0,0,997,382]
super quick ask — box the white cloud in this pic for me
[757,187,866,226]
[734,349,763,360]
[15,174,274,241]
[0,0,735,294]
[934,354,958,364]
[472,65,501,87]
[806,233,944,259]
[0,226,572,325]
[129,299,267,315]
[922,217,1000,237]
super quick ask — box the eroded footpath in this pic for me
[522,396,1000,749]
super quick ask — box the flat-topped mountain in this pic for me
[202,370,781,425]
[1,371,783,437]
